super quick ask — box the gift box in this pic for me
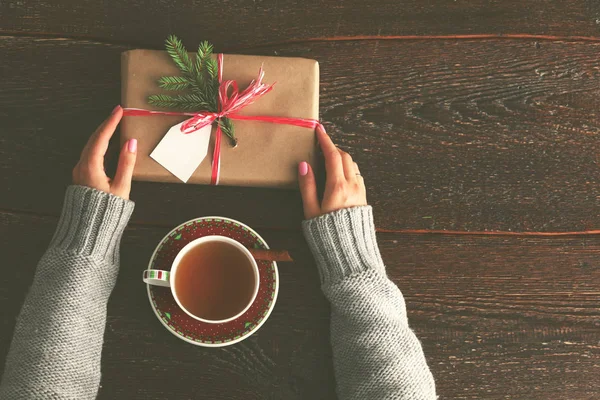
[120,46,320,188]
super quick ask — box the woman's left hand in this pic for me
[298,126,367,219]
[72,106,137,200]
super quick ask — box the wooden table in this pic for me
[1,1,600,399]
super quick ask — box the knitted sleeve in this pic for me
[0,185,134,400]
[302,206,436,400]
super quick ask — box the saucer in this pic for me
[146,216,279,347]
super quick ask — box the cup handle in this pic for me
[143,270,171,287]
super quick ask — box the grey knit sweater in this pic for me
[0,186,435,399]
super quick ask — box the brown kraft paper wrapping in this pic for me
[121,50,319,188]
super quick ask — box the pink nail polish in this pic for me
[299,161,308,176]
[112,105,122,114]
[128,138,137,153]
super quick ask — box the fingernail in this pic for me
[299,161,308,176]
[128,138,137,153]
[112,105,122,114]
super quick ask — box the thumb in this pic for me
[112,139,137,200]
[298,161,320,219]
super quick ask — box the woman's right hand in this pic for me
[72,106,137,200]
[298,126,367,219]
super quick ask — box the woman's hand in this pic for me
[72,106,137,200]
[298,126,367,219]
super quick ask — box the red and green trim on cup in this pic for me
[143,270,170,283]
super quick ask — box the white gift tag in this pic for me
[150,120,212,183]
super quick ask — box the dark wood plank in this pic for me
[385,233,600,399]
[3,37,600,232]
[1,213,599,398]
[2,0,600,47]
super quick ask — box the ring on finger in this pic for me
[353,162,362,178]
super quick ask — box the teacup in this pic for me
[143,235,259,324]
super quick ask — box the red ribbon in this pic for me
[123,53,323,185]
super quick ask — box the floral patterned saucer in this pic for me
[145,216,279,347]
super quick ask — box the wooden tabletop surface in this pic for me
[1,1,600,399]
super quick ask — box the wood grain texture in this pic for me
[2,37,600,232]
[384,233,600,399]
[2,0,600,47]
[1,213,598,399]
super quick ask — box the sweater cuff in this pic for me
[49,185,135,263]
[302,206,385,286]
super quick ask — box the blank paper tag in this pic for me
[150,120,212,183]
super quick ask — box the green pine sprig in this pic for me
[148,93,211,110]
[206,58,218,80]
[218,117,237,147]
[195,41,213,77]
[157,76,193,91]
[149,35,237,146]
[165,35,193,76]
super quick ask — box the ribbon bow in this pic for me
[180,55,273,134]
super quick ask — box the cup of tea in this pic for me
[143,235,260,324]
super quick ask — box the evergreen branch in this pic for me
[199,41,214,84]
[206,58,218,80]
[165,35,193,75]
[148,94,210,110]
[150,36,237,147]
[179,92,210,105]
[187,78,202,92]
[219,117,237,146]
[194,52,204,88]
[195,41,213,75]
[206,80,219,110]
[158,76,193,91]
[194,50,203,78]
[199,41,213,62]
[192,41,216,91]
